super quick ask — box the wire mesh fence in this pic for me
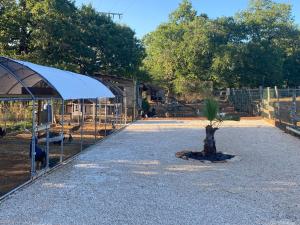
[228,88,261,116]
[228,87,300,132]
[0,100,32,197]
[0,96,130,199]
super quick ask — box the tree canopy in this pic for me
[143,0,300,95]
[0,0,145,78]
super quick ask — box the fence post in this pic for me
[98,98,101,128]
[46,100,50,169]
[120,97,123,127]
[94,98,98,142]
[247,89,252,115]
[274,86,280,123]
[124,88,127,125]
[266,87,271,119]
[60,100,64,163]
[31,100,36,177]
[291,89,297,126]
[133,79,137,121]
[104,98,107,136]
[80,99,84,151]
[114,97,117,129]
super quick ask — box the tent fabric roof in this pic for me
[0,57,114,100]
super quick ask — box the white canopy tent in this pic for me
[0,56,119,179]
[0,57,114,100]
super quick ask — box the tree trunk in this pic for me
[203,125,218,156]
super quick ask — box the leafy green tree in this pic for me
[169,0,196,24]
[234,0,299,87]
[0,0,145,79]
[143,22,184,99]
[144,0,300,91]
[144,1,222,96]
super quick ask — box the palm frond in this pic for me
[203,98,219,123]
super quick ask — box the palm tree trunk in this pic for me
[203,125,218,156]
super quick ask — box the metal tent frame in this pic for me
[0,57,115,178]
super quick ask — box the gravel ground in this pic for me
[1,119,300,225]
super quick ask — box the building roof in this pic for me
[94,77,124,97]
[95,74,134,84]
[0,57,114,100]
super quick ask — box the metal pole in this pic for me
[31,100,36,177]
[292,90,297,126]
[133,79,137,121]
[259,86,263,114]
[120,96,123,127]
[46,100,50,169]
[119,98,121,126]
[267,87,270,119]
[113,97,118,127]
[105,99,107,136]
[114,97,117,129]
[124,89,127,125]
[60,100,64,162]
[94,98,98,142]
[118,97,121,127]
[80,99,84,151]
[98,98,101,127]
[274,86,280,122]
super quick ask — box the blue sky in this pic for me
[75,0,300,39]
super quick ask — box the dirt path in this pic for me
[0,119,300,225]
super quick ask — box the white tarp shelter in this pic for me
[0,56,114,100]
[0,56,120,179]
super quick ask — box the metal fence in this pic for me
[228,87,300,132]
[0,96,131,199]
[228,88,261,116]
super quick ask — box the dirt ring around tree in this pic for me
[175,150,236,163]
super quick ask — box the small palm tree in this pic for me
[203,98,219,126]
[202,98,222,156]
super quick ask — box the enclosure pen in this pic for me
[0,56,120,199]
[227,87,300,132]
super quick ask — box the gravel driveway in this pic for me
[0,119,300,225]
